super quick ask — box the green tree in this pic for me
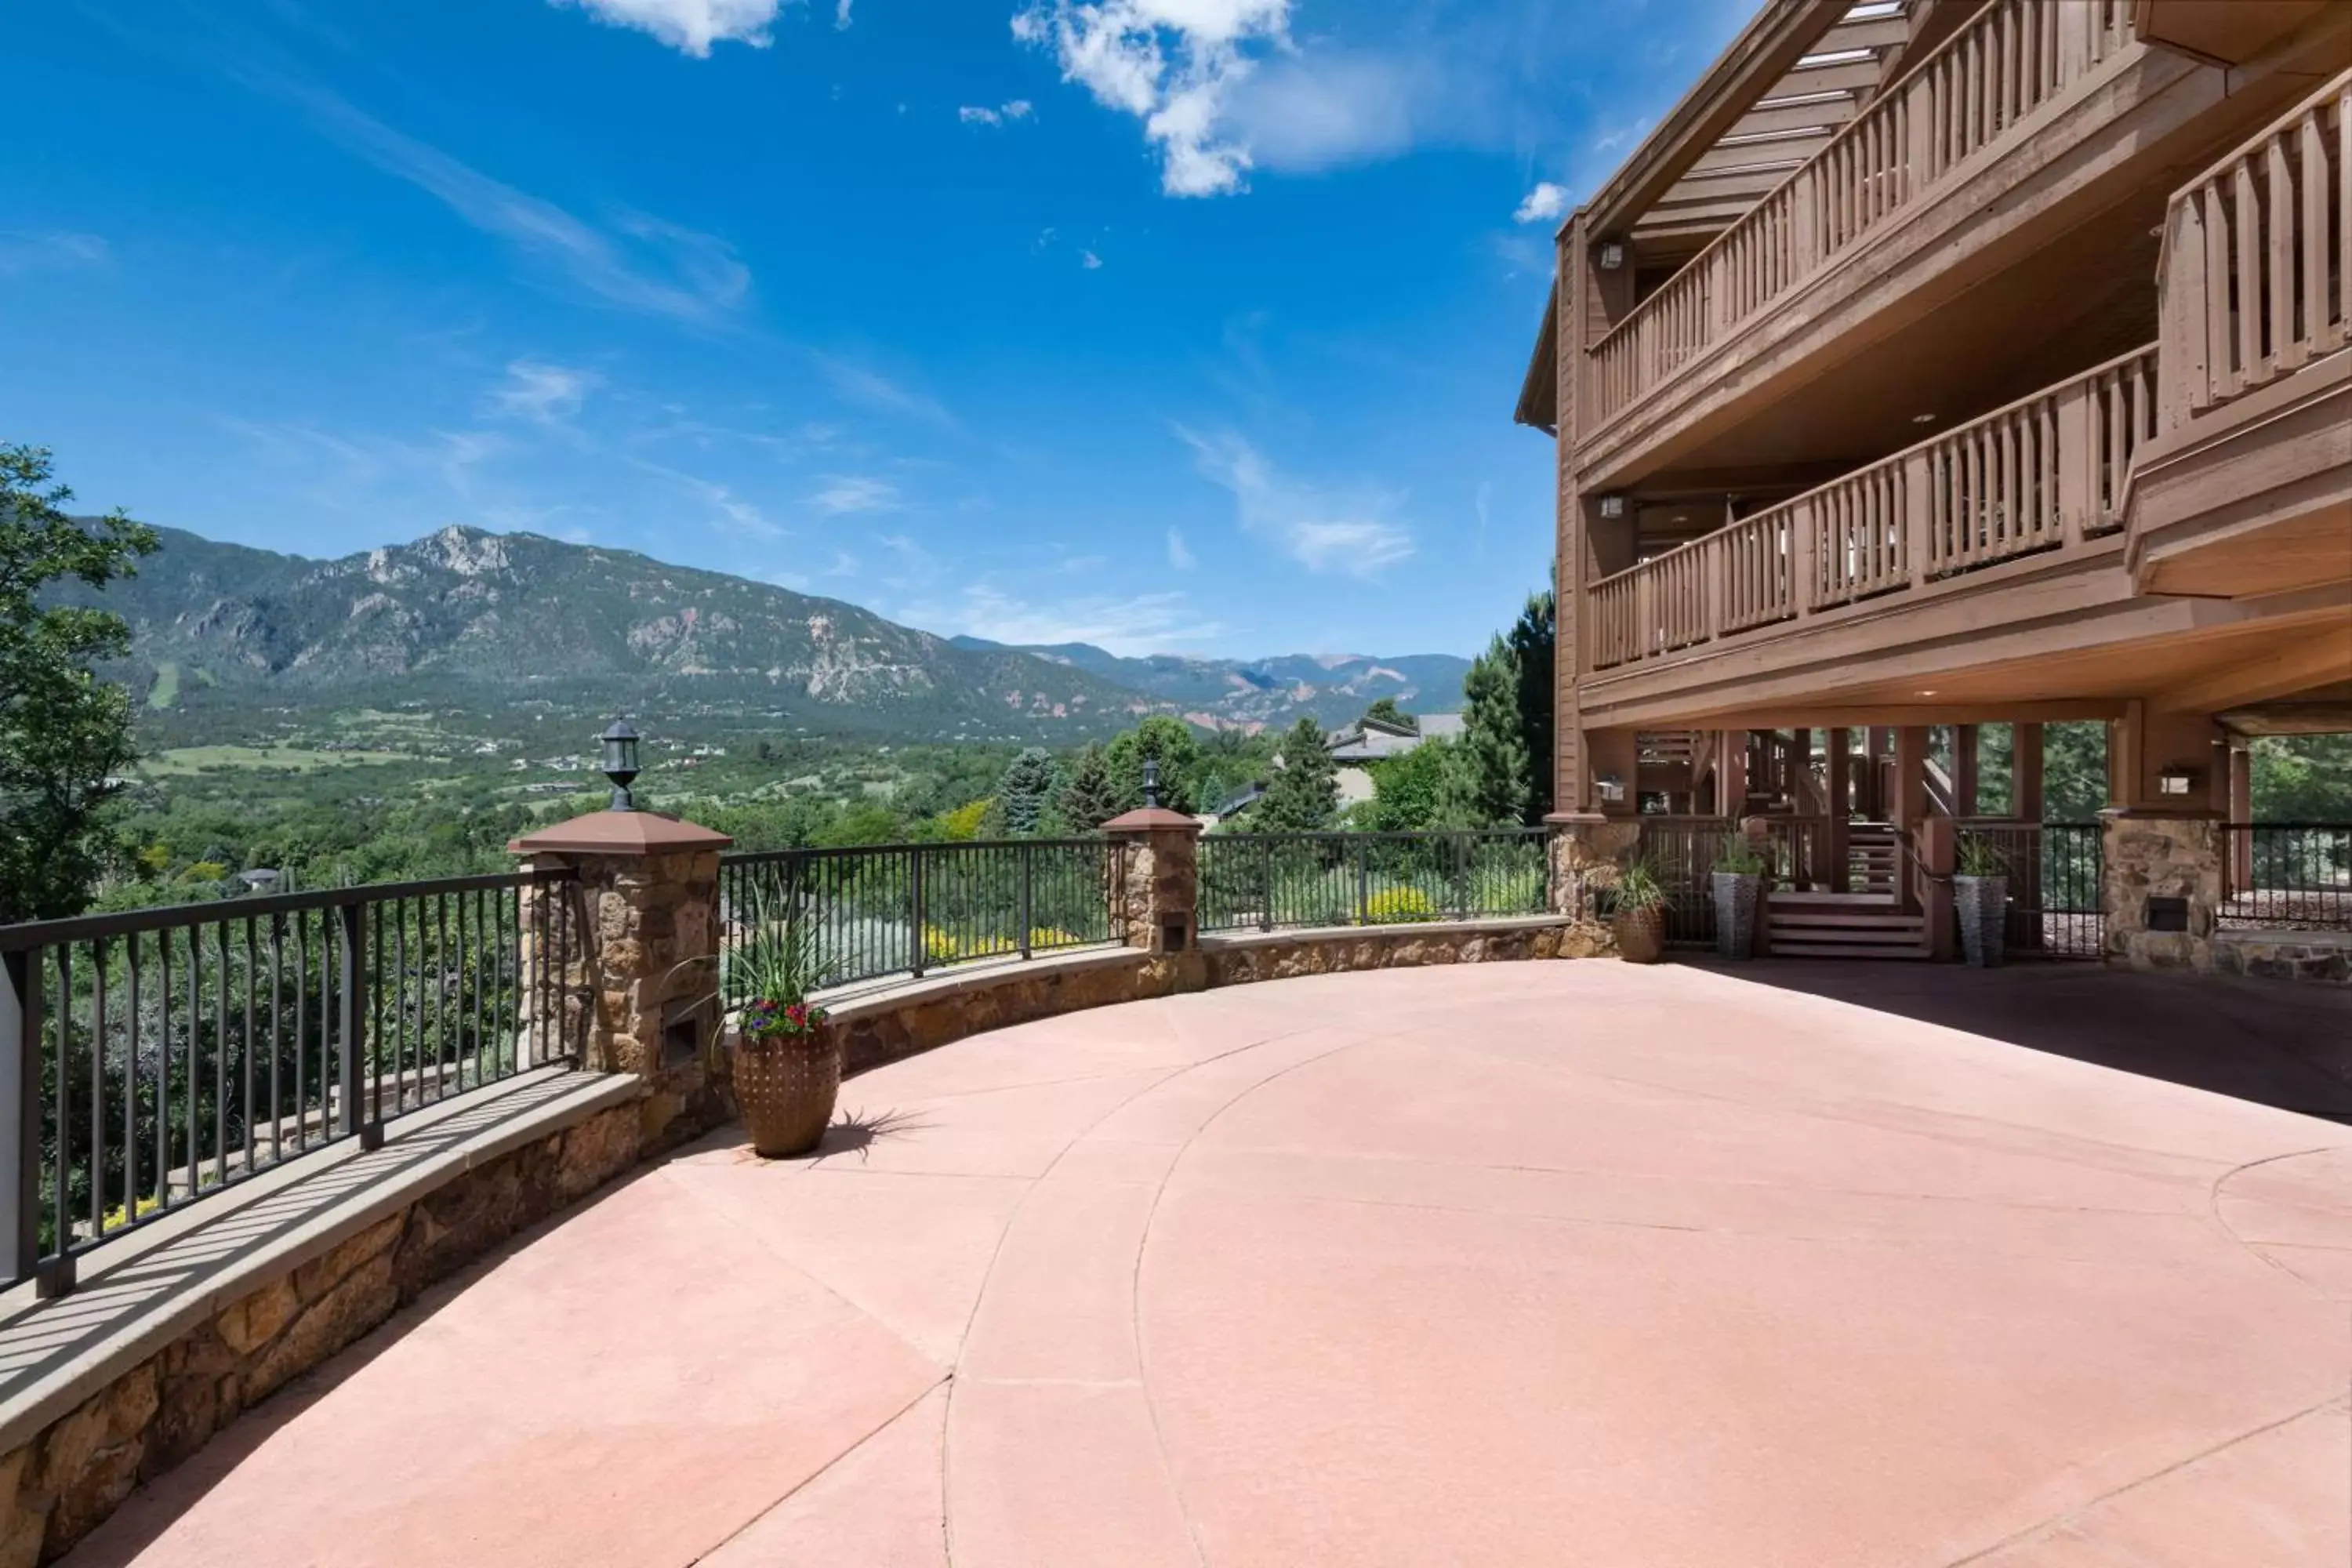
[1359,697,1416,734]
[2041,720,2109,822]
[1254,717,1339,832]
[997,746,1059,835]
[1506,589,1555,818]
[2,445,158,923]
[1057,743,1123,830]
[1356,736,1459,832]
[1105,715,1199,813]
[2251,734,2352,819]
[1450,631,1533,826]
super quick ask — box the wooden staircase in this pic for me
[1846,823,1900,896]
[1764,891,1931,960]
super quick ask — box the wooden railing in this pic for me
[2158,68,2350,426]
[1588,345,2158,671]
[1588,0,2138,426]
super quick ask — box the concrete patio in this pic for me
[60,961,2351,1567]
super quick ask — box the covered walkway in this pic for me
[64,963,2352,1567]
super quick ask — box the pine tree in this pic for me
[1506,589,1555,818]
[1360,696,1416,734]
[997,747,1059,835]
[1057,743,1123,830]
[1255,717,1339,832]
[1452,632,1532,826]
[1105,716,1199,813]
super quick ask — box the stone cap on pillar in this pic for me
[1101,806,1203,836]
[508,810,735,856]
[1541,811,1607,826]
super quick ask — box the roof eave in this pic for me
[1513,278,1560,436]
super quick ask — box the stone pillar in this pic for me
[1544,813,1639,955]
[510,809,735,1147]
[1102,807,1201,954]
[2100,809,2224,971]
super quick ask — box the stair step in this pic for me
[1766,942,1932,960]
[1767,916,1926,933]
[1768,892,1903,909]
[1766,927,1927,947]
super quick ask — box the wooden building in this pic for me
[1517,0,2350,963]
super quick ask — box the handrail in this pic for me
[2157,67,2350,426]
[1588,342,2157,671]
[1588,0,2138,426]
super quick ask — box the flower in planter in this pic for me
[742,996,829,1042]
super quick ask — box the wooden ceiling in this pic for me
[1631,2,1944,263]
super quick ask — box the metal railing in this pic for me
[717,839,1123,1001]
[1196,830,1549,934]
[2221,824,2352,931]
[2158,69,2350,426]
[1955,820,2104,958]
[1634,817,1736,949]
[1588,345,2158,671]
[1589,0,2139,426]
[0,869,582,1293]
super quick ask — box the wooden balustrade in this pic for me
[1587,0,2137,427]
[2158,69,2350,426]
[1586,345,2158,672]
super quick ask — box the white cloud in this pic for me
[1080,249,1103,269]
[811,353,959,430]
[550,0,782,56]
[268,79,750,321]
[959,99,1036,126]
[902,583,1223,656]
[808,474,901,514]
[1012,0,1290,196]
[0,231,109,274]
[1175,426,1413,575]
[1513,180,1569,225]
[834,0,853,28]
[490,360,601,429]
[1166,528,1195,570]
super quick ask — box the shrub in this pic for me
[1362,885,1436,924]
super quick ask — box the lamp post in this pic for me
[1142,756,1160,811]
[600,720,642,811]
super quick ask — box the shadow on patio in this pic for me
[1684,957,2352,1123]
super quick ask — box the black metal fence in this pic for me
[717,839,1122,1002]
[1955,821,2104,959]
[0,870,582,1294]
[1635,818,1734,947]
[1196,829,1548,933]
[2222,824,2352,930]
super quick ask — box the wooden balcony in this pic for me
[2128,68,2352,601]
[1585,0,2143,441]
[1588,346,2158,676]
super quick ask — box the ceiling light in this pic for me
[1911,413,1936,424]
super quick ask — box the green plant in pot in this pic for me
[723,891,841,1157]
[1953,837,2010,969]
[1712,839,1767,960]
[1610,858,1669,964]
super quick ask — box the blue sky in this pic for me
[5,0,1747,659]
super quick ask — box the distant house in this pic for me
[1214,714,1463,820]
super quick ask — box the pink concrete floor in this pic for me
[67,963,2352,1567]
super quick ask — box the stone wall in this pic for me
[0,1094,645,1566]
[2210,928,2352,986]
[2101,811,2223,970]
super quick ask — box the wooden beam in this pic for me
[1584,0,1849,241]
[2155,622,2352,712]
[2218,701,2352,735]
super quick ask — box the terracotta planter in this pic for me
[1613,904,1666,964]
[732,1022,841,1158]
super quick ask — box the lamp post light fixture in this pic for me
[1142,756,1161,811]
[600,720,643,811]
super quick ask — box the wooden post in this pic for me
[1894,726,1930,832]
[2227,742,2252,895]
[1827,728,1851,894]
[1955,725,1980,817]
[1921,816,1957,962]
[1718,729,1748,818]
[2054,373,2097,545]
[2013,722,2045,822]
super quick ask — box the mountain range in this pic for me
[66,524,1470,742]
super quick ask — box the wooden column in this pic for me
[1893,727,1930,831]
[2227,742,2253,895]
[2014,722,2045,822]
[1955,725,1980,818]
[1717,729,1748,818]
[1865,726,1894,819]
[1826,728,1851,893]
[1585,727,1640,818]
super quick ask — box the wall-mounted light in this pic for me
[1597,494,1628,519]
[1596,774,1627,804]
[2156,767,2197,797]
[1596,241,1627,271]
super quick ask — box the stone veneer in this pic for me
[2209,927,2352,986]
[2100,811,2224,970]
[0,1087,647,1567]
